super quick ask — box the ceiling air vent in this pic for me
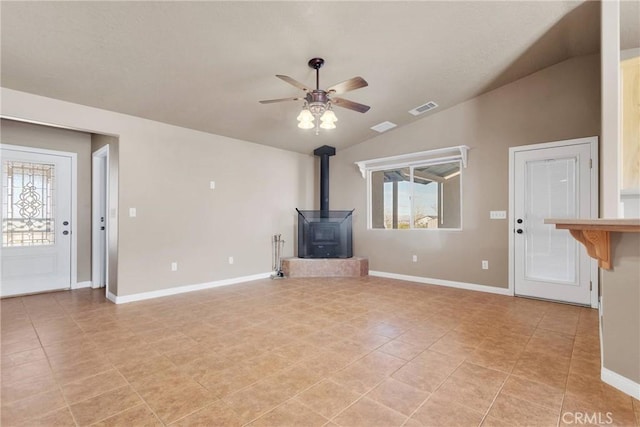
[370,121,397,133]
[409,101,438,116]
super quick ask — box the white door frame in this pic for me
[0,143,78,289]
[508,136,599,308]
[91,145,109,289]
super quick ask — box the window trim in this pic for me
[357,145,468,231]
[355,145,469,178]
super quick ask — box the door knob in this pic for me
[62,221,69,226]
[100,226,105,231]
[62,230,69,235]
[516,229,523,234]
[516,219,523,224]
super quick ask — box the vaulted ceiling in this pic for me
[0,1,631,154]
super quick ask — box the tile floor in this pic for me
[1,276,639,426]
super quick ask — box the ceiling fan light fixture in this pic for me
[320,108,337,123]
[298,119,315,129]
[260,57,369,134]
[297,105,314,122]
[320,120,336,130]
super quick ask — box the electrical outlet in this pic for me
[171,262,178,271]
[482,260,489,270]
[412,255,418,262]
[129,207,137,217]
[228,256,234,265]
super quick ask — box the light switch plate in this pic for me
[490,210,507,219]
[210,181,216,190]
[129,207,137,217]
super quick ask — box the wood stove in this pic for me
[297,145,353,259]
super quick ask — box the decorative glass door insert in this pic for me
[3,161,56,247]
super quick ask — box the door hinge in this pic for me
[589,158,593,169]
[590,281,592,291]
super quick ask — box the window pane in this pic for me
[2,161,56,247]
[371,168,411,229]
[525,157,577,283]
[412,162,461,229]
[370,161,461,230]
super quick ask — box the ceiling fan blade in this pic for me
[332,97,371,113]
[259,97,302,104]
[276,75,310,92]
[327,76,368,95]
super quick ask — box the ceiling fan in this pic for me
[259,58,370,133]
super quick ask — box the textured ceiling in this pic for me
[0,1,604,154]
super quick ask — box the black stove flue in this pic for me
[313,145,335,214]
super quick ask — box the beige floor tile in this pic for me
[69,385,142,426]
[366,377,430,416]
[562,383,637,426]
[115,355,177,386]
[5,347,47,366]
[511,350,570,389]
[222,381,292,424]
[1,373,58,403]
[259,364,322,397]
[91,404,163,427]
[29,407,76,427]
[295,379,362,419]
[430,362,507,414]
[137,377,215,424]
[1,358,52,385]
[330,360,387,394]
[0,281,618,427]
[501,375,564,412]
[249,399,328,427]
[60,369,127,404]
[391,350,464,392]
[332,397,407,427]
[198,364,262,398]
[488,393,560,426]
[378,339,423,361]
[1,389,67,426]
[171,400,242,426]
[410,393,484,427]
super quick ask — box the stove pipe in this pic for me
[313,145,336,214]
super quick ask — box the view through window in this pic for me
[370,160,461,229]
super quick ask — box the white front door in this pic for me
[511,137,597,306]
[1,147,73,296]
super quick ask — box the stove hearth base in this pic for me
[281,257,368,278]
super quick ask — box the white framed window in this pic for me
[356,146,468,230]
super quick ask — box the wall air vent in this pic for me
[370,121,397,133]
[409,101,438,116]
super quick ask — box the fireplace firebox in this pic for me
[296,209,353,258]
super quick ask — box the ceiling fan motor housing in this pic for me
[307,90,330,115]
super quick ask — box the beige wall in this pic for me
[1,119,92,283]
[601,233,640,384]
[0,89,315,297]
[331,54,601,288]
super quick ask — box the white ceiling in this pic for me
[0,1,620,154]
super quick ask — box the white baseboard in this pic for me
[601,367,640,400]
[73,281,92,289]
[108,272,272,304]
[369,271,512,296]
[107,291,117,303]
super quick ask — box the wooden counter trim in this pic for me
[545,219,640,269]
